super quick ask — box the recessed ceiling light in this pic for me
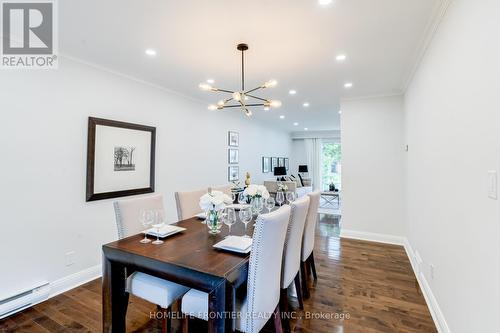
[280,115,285,119]
[206,78,215,84]
[289,90,297,95]
[145,49,157,56]
[304,127,309,131]
[303,102,310,107]
[336,54,347,62]
[338,110,342,114]
[293,122,299,126]
[319,0,333,5]
[344,82,353,88]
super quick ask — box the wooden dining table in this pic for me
[102,215,255,333]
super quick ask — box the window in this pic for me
[321,142,341,190]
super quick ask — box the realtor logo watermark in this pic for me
[1,0,58,69]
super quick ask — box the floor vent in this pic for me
[0,283,50,319]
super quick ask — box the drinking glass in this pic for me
[265,197,275,213]
[224,207,236,238]
[239,207,252,238]
[139,209,153,243]
[286,191,296,204]
[152,209,164,245]
[231,192,237,203]
[238,192,247,205]
[276,191,285,206]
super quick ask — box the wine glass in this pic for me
[286,191,296,204]
[139,209,153,243]
[254,197,264,215]
[239,207,252,238]
[152,209,164,245]
[276,191,285,206]
[265,197,275,213]
[224,207,236,238]
[238,192,247,205]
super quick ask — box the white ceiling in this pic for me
[60,0,439,132]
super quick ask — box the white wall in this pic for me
[340,95,405,237]
[404,1,500,332]
[0,57,291,298]
[290,139,307,177]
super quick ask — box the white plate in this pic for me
[213,236,252,254]
[226,203,251,211]
[144,224,186,238]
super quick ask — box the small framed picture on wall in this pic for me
[284,158,289,171]
[278,157,285,167]
[228,131,239,147]
[271,157,278,171]
[228,166,239,181]
[228,149,239,164]
[262,157,271,173]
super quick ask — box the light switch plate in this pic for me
[488,170,497,200]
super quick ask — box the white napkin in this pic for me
[226,203,251,210]
[214,236,252,252]
[145,224,185,237]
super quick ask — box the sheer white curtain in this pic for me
[305,138,321,191]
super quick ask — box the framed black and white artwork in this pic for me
[271,157,278,171]
[262,157,271,173]
[228,149,239,164]
[86,117,156,201]
[228,165,239,181]
[284,158,289,171]
[278,157,285,167]
[228,131,239,147]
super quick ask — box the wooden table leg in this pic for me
[208,280,226,333]
[102,254,128,333]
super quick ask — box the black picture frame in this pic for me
[262,157,271,173]
[271,157,278,170]
[228,131,239,147]
[284,158,289,171]
[228,166,239,181]
[278,157,285,167]
[86,117,156,202]
[228,148,239,164]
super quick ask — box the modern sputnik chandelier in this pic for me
[198,43,282,117]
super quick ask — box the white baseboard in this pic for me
[403,240,451,333]
[49,264,102,298]
[340,229,406,245]
[340,229,450,333]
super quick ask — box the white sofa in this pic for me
[263,178,312,198]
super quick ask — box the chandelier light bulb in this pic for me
[245,109,253,117]
[199,83,212,91]
[232,92,242,101]
[269,100,282,108]
[263,79,278,88]
[207,104,217,111]
[217,100,225,107]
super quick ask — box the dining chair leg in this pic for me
[309,251,317,281]
[157,306,171,333]
[300,261,310,299]
[294,272,304,310]
[182,315,189,333]
[279,288,290,333]
[273,305,284,333]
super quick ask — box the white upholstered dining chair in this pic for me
[174,188,206,221]
[175,185,234,221]
[300,191,321,298]
[279,195,310,326]
[181,205,292,333]
[113,194,190,332]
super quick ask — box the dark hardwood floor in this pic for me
[0,214,437,333]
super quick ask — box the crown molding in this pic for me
[402,0,454,91]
